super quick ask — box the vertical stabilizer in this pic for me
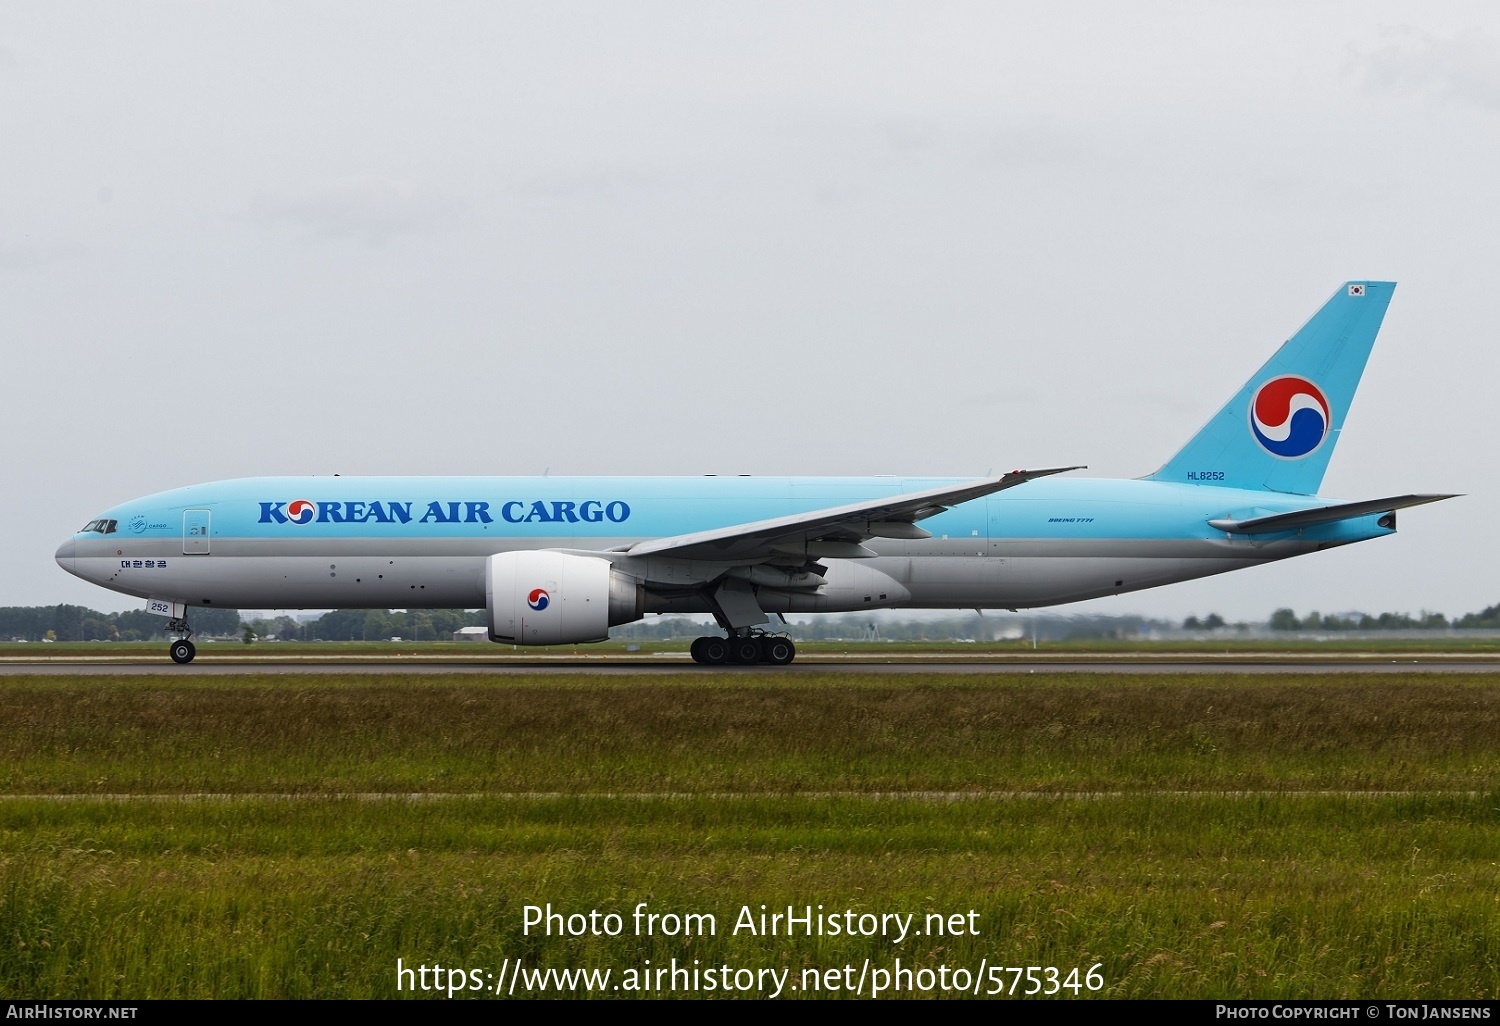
[1146,281,1394,495]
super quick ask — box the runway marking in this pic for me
[5,660,1500,676]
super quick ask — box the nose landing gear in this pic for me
[165,617,196,664]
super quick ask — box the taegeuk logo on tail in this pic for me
[1249,376,1330,459]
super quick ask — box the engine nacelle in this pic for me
[486,550,644,645]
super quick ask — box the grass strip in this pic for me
[2,673,1496,999]
[1,794,1497,999]
[2,673,1498,794]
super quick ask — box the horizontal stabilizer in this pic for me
[1208,494,1457,535]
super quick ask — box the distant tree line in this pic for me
[1264,604,1500,631]
[613,612,1167,642]
[0,605,488,643]
[197,609,490,642]
[9,600,1500,644]
[1182,614,1226,630]
[0,604,242,642]
[294,608,486,642]
[2,605,1159,643]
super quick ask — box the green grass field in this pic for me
[2,672,1497,999]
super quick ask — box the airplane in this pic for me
[55,281,1453,665]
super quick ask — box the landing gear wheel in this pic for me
[762,637,796,665]
[164,616,196,665]
[695,636,729,665]
[730,636,762,664]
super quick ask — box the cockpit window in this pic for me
[80,519,118,535]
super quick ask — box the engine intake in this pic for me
[486,551,644,645]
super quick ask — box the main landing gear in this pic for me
[689,630,796,666]
[166,617,196,664]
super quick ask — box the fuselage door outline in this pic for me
[183,510,211,555]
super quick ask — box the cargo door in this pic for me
[183,510,211,554]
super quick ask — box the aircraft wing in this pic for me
[623,467,1083,562]
[1208,493,1457,534]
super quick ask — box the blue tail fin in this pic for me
[1147,281,1395,495]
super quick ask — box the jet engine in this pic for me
[486,550,644,645]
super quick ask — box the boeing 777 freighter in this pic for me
[56,282,1452,664]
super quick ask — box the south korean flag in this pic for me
[1348,284,1366,296]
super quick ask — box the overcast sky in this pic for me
[4,2,1496,622]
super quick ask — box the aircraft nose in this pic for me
[55,537,77,574]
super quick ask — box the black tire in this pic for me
[731,636,762,664]
[763,637,795,665]
[689,637,712,664]
[698,637,729,665]
[169,640,196,664]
